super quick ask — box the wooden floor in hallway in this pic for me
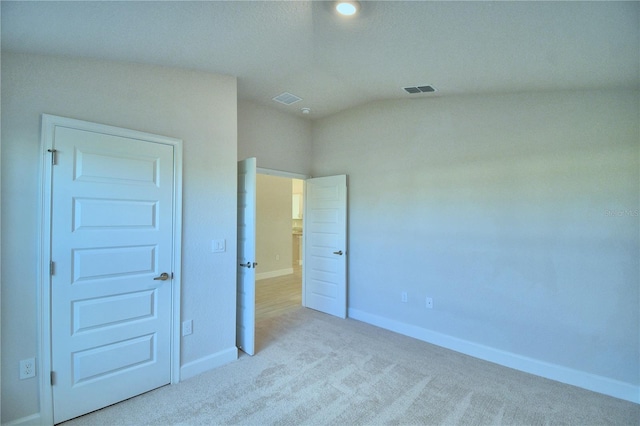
[256,266,302,321]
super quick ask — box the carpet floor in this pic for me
[63,307,639,425]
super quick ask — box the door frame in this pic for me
[37,114,183,424]
[257,167,309,181]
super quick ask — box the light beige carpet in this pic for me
[64,307,639,425]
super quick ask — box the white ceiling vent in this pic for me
[403,85,437,94]
[272,92,303,105]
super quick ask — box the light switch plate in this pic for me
[212,239,225,253]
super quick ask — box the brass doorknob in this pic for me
[154,272,170,281]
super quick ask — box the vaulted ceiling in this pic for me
[2,1,638,119]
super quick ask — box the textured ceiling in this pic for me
[2,1,639,119]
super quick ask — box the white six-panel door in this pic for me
[45,117,180,423]
[303,175,347,318]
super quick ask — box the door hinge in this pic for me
[47,148,57,165]
[50,371,55,386]
[50,261,55,276]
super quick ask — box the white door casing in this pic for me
[237,157,257,355]
[39,115,182,424]
[303,175,348,318]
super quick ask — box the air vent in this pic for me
[272,92,303,105]
[403,85,437,94]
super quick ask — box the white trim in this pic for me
[2,413,43,426]
[180,347,238,381]
[38,114,183,423]
[171,134,184,385]
[256,166,308,180]
[348,308,640,405]
[38,115,55,426]
[256,267,294,281]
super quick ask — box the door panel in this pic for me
[73,198,158,230]
[72,290,156,332]
[237,158,257,355]
[72,334,156,384]
[303,175,347,318]
[50,124,175,423]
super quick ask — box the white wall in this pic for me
[1,52,238,423]
[311,90,639,401]
[256,174,293,279]
[238,100,312,175]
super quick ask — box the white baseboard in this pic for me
[256,268,294,281]
[3,413,43,426]
[5,349,238,425]
[348,308,639,405]
[179,346,238,381]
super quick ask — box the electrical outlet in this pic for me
[20,357,36,380]
[401,292,408,303]
[182,320,193,336]
[426,297,433,309]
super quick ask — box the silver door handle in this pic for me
[333,250,343,255]
[239,262,251,268]
[154,272,170,281]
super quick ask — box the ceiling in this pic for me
[2,1,639,120]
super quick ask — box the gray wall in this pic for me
[238,100,312,175]
[1,52,239,423]
[311,90,639,398]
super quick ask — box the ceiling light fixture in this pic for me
[335,1,360,16]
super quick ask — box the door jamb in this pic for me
[38,114,183,424]
[256,167,308,180]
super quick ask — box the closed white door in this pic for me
[303,175,347,318]
[48,120,177,423]
[237,157,257,355]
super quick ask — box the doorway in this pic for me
[237,163,347,354]
[255,174,304,325]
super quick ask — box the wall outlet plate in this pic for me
[20,357,36,379]
[182,320,193,336]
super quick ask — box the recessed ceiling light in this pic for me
[335,1,359,16]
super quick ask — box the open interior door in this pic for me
[237,157,257,355]
[303,175,347,318]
